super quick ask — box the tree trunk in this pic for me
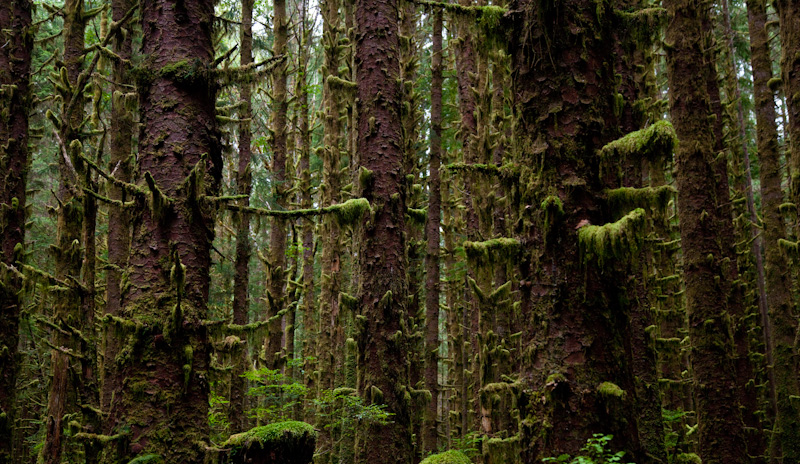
[354,0,412,460]
[0,1,32,461]
[663,0,748,462]
[104,0,221,460]
[42,0,89,460]
[267,0,289,370]
[510,0,641,459]
[423,8,443,454]
[757,0,800,461]
[230,0,254,435]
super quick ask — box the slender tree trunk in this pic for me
[267,0,289,370]
[104,0,221,460]
[354,0,412,460]
[755,1,800,461]
[230,0,254,434]
[42,1,88,460]
[423,8,443,455]
[663,1,748,462]
[0,1,32,461]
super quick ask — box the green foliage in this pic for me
[243,366,308,423]
[313,387,392,429]
[223,421,316,448]
[543,434,634,464]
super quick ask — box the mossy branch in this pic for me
[606,185,674,215]
[578,208,646,266]
[218,197,370,226]
[600,120,676,162]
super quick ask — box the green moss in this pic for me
[578,208,646,266]
[618,8,668,43]
[606,185,674,215]
[224,421,317,448]
[676,453,702,464]
[545,372,566,386]
[464,238,521,265]
[407,207,427,225]
[600,120,676,162]
[327,198,370,226]
[482,435,519,464]
[597,381,625,398]
[420,450,472,464]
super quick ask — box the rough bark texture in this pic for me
[102,3,136,456]
[266,0,289,370]
[103,0,221,460]
[0,1,32,461]
[663,1,748,462]
[42,1,88,461]
[316,0,343,457]
[709,3,769,461]
[510,0,641,460]
[773,0,800,459]
[354,0,413,460]
[230,0,255,435]
[423,8,443,454]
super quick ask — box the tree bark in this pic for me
[354,0,413,460]
[510,0,641,459]
[104,0,221,460]
[0,1,32,461]
[423,8,443,455]
[663,0,748,462]
[757,0,800,460]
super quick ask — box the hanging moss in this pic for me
[407,207,427,225]
[578,208,646,266]
[606,185,674,216]
[482,435,519,464]
[464,238,521,266]
[600,120,677,162]
[675,453,702,464]
[420,450,472,464]
[617,7,668,44]
[224,421,317,464]
[328,198,371,226]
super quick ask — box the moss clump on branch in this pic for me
[597,381,625,398]
[606,185,674,215]
[420,449,472,464]
[578,208,646,266]
[600,120,677,162]
[224,421,317,464]
[464,238,521,265]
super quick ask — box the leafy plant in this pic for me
[543,434,634,464]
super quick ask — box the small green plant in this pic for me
[543,434,634,464]
[243,366,307,423]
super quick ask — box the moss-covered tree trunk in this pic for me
[663,0,748,462]
[423,8,444,455]
[230,0,255,434]
[42,0,89,460]
[0,1,32,461]
[756,0,800,460]
[266,0,289,370]
[354,0,413,460]
[103,0,221,460]
[776,0,800,230]
[316,0,343,457]
[509,0,642,460]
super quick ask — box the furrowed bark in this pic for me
[42,0,89,461]
[663,0,748,462]
[104,0,221,460]
[354,0,413,460]
[423,8,444,455]
[0,1,32,461]
[266,0,289,370]
[230,0,254,434]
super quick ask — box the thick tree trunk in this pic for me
[663,1,748,462]
[354,0,412,460]
[0,1,32,461]
[104,0,221,460]
[510,0,641,460]
[230,0,254,435]
[423,8,443,455]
